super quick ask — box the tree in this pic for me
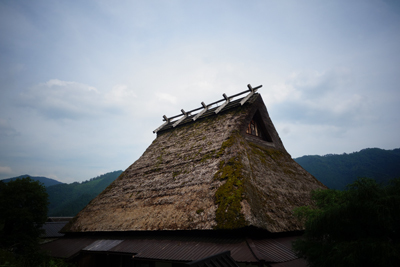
[293,178,400,267]
[0,177,49,256]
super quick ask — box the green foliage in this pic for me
[295,148,400,190]
[293,178,400,266]
[47,171,122,216]
[0,177,48,254]
[0,177,69,266]
[0,248,74,267]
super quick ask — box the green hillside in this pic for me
[1,175,63,187]
[295,148,400,190]
[5,148,399,217]
[47,170,123,216]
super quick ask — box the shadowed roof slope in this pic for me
[63,93,325,233]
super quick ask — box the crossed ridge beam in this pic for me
[153,84,262,133]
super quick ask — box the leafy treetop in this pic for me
[0,177,49,255]
[293,177,400,267]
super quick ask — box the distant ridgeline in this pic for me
[295,148,400,190]
[1,175,63,187]
[3,148,399,217]
[46,170,123,216]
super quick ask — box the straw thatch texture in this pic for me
[63,94,325,233]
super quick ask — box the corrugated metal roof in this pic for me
[83,239,124,252]
[41,237,97,258]
[270,258,308,267]
[109,236,257,262]
[41,234,302,264]
[42,222,68,238]
[186,251,239,267]
[251,238,297,262]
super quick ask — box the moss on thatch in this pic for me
[214,156,246,229]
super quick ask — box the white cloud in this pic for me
[44,79,98,92]
[267,82,300,105]
[105,84,137,106]
[331,93,365,115]
[277,122,350,157]
[18,79,100,119]
[0,166,12,175]
[0,118,19,137]
[18,79,138,120]
[266,68,372,127]
[155,92,177,105]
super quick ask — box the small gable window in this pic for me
[247,120,260,137]
[246,111,273,142]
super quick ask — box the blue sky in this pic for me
[1,0,399,183]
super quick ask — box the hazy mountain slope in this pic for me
[1,175,63,187]
[4,148,399,216]
[295,148,400,190]
[47,170,123,216]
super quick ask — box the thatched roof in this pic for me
[63,92,325,233]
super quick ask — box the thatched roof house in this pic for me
[44,85,326,267]
[63,85,324,234]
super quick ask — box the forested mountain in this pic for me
[1,175,63,187]
[294,148,400,190]
[4,148,399,217]
[47,170,123,216]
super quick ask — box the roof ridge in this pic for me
[153,84,262,133]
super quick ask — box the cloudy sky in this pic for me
[1,0,399,183]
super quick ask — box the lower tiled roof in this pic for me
[186,251,239,267]
[41,222,69,238]
[41,237,97,258]
[108,236,257,262]
[41,233,302,265]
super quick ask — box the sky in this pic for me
[0,0,399,183]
